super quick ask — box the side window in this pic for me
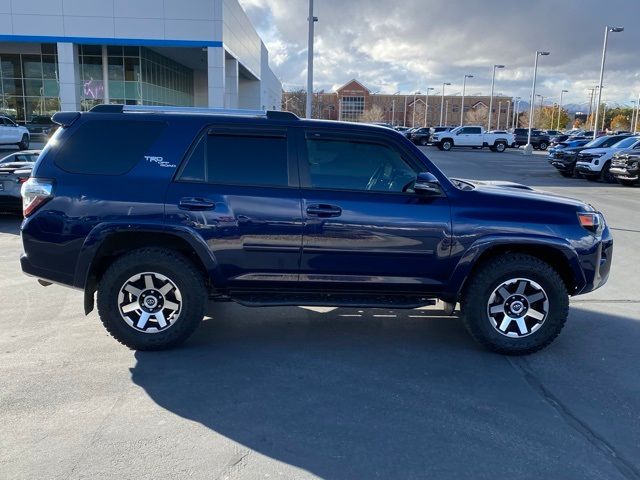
[457,128,468,134]
[469,127,482,134]
[54,120,166,175]
[304,137,417,193]
[178,131,289,187]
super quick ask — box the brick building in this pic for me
[283,79,514,129]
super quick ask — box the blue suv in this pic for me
[20,105,613,354]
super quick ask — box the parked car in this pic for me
[512,128,550,150]
[545,130,562,137]
[548,134,631,178]
[0,150,40,212]
[409,127,432,146]
[575,136,640,182]
[430,125,515,152]
[610,152,640,186]
[393,126,411,133]
[0,116,30,150]
[20,105,612,354]
[25,115,56,137]
[429,126,453,137]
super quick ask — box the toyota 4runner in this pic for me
[20,105,613,354]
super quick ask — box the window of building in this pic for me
[304,137,416,192]
[178,132,289,187]
[0,45,60,123]
[340,96,365,122]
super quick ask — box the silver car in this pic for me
[0,150,40,213]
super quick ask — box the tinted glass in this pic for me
[54,120,166,175]
[613,137,639,149]
[179,132,289,187]
[305,138,416,192]
[468,127,481,134]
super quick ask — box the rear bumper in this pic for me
[20,253,76,287]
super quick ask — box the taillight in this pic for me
[21,178,53,217]
[577,212,603,233]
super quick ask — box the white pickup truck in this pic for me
[430,125,515,153]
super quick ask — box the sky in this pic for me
[239,0,640,110]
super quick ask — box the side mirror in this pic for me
[413,172,443,196]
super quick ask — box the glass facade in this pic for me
[340,96,365,122]
[79,45,194,111]
[0,44,60,123]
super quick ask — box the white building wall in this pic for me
[222,0,261,79]
[1,0,282,112]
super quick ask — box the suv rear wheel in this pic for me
[96,248,206,350]
[461,254,569,355]
[538,141,548,151]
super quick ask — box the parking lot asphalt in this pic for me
[1,145,639,480]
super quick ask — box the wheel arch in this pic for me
[75,224,220,314]
[447,238,586,302]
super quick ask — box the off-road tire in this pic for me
[97,248,206,350]
[461,254,569,355]
[494,141,506,153]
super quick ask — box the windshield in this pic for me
[613,137,639,149]
[583,137,606,148]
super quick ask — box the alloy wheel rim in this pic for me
[117,272,182,333]
[486,278,549,338]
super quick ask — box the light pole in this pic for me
[423,87,434,127]
[404,96,408,126]
[512,96,521,129]
[460,74,473,126]
[635,92,640,132]
[524,51,550,155]
[305,0,318,119]
[594,25,624,138]
[496,101,502,130]
[439,82,451,126]
[601,102,607,131]
[557,89,568,130]
[391,91,400,126]
[505,101,510,130]
[630,100,636,133]
[444,100,449,126]
[488,64,505,130]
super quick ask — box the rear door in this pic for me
[165,125,303,287]
[296,128,452,292]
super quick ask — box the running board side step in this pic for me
[227,292,438,309]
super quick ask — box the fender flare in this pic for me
[74,223,222,313]
[445,234,587,298]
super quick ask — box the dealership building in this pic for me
[0,0,282,123]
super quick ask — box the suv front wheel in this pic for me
[96,248,206,350]
[461,254,569,355]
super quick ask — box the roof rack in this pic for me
[90,104,299,120]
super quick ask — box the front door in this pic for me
[296,129,452,293]
[164,125,303,288]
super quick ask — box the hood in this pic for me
[457,178,591,210]
[580,147,611,155]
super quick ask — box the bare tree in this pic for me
[360,105,384,123]
[464,105,488,126]
[282,89,306,117]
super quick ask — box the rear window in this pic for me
[54,119,166,175]
[178,130,289,187]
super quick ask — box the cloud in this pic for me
[239,0,640,107]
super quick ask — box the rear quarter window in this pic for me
[54,119,166,175]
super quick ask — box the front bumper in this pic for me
[610,167,639,181]
[575,162,599,175]
[548,155,576,171]
[576,225,613,295]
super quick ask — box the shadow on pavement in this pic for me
[0,215,21,235]
[131,304,640,479]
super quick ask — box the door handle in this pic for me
[178,197,216,211]
[306,204,342,217]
